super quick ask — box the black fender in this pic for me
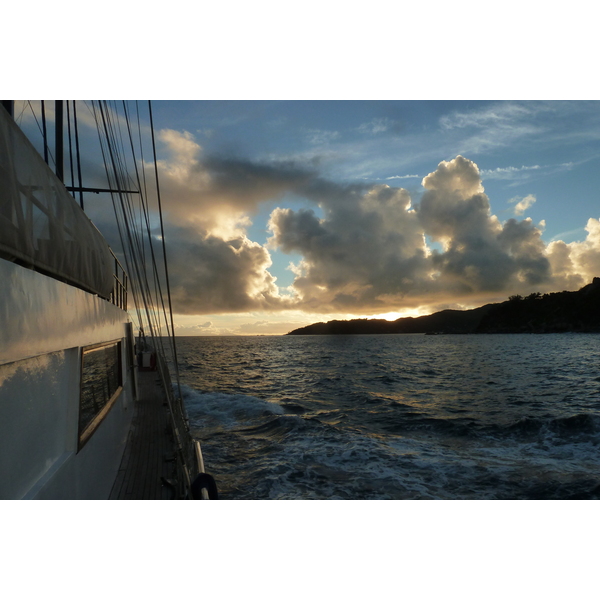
[191,472,219,500]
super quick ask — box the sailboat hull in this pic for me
[0,260,136,499]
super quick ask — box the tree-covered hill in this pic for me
[287,278,600,335]
[475,278,600,333]
[287,304,494,335]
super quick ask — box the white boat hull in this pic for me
[0,259,136,499]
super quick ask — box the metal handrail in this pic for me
[153,350,206,499]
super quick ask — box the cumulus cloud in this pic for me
[164,222,293,315]
[547,218,600,289]
[268,182,432,312]
[139,133,600,317]
[266,156,592,313]
[417,157,551,293]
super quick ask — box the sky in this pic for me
[159,100,600,336]
[13,99,600,335]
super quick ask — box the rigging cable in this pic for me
[112,101,169,352]
[134,101,150,264]
[85,100,196,493]
[72,101,84,209]
[25,101,55,168]
[148,100,183,403]
[105,101,190,487]
[66,101,75,193]
[127,101,178,366]
[88,100,182,406]
[96,101,165,353]
[90,101,149,333]
[102,102,156,335]
[122,101,174,361]
[41,101,48,164]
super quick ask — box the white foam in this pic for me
[181,384,284,429]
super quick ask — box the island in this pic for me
[287,278,600,335]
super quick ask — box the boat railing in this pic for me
[153,349,202,499]
[109,250,128,310]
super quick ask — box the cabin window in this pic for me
[79,341,123,447]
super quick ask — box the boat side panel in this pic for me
[29,371,135,500]
[0,259,125,365]
[0,260,135,499]
[0,349,77,499]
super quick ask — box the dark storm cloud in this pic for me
[201,155,316,206]
[153,129,316,232]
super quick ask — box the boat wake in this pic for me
[181,383,600,500]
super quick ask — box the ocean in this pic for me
[175,333,600,500]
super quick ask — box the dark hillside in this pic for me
[288,304,494,335]
[475,278,600,333]
[287,278,600,335]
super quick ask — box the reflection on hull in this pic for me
[0,260,135,499]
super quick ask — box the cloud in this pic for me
[385,174,421,180]
[151,128,315,238]
[550,227,586,243]
[266,156,594,313]
[481,165,541,180]
[510,194,536,216]
[175,320,213,331]
[438,102,549,156]
[165,222,293,315]
[303,129,340,145]
[418,157,550,293]
[547,218,600,289]
[439,103,539,131]
[268,181,435,312]
[358,118,395,135]
[138,133,600,318]
[481,162,576,187]
[122,129,310,316]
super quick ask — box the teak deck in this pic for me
[109,370,178,500]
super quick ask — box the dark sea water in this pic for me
[175,334,600,500]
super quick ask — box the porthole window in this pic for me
[79,341,122,447]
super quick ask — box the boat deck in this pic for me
[109,370,178,500]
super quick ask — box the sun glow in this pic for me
[364,308,429,321]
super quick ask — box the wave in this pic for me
[373,406,599,436]
[279,401,308,414]
[239,413,332,443]
[502,413,600,441]
[183,383,600,499]
[380,415,479,438]
[181,384,284,429]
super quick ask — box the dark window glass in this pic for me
[79,342,122,438]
